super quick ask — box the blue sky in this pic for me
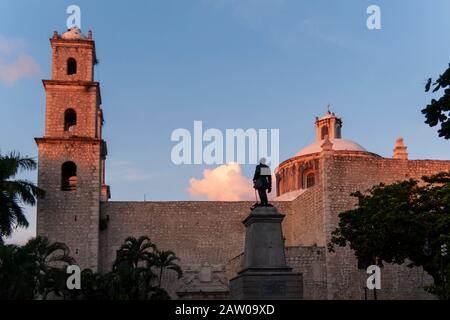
[1,0,450,243]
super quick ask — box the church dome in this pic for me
[295,138,367,157]
[293,109,369,157]
[275,109,377,198]
[61,27,87,40]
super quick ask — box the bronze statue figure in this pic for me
[252,158,272,208]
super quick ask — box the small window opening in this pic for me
[306,172,315,188]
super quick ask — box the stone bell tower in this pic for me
[35,28,110,271]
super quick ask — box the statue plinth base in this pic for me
[229,206,303,300]
[229,271,302,300]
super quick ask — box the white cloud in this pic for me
[0,35,40,86]
[188,162,255,201]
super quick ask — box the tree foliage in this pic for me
[329,171,450,299]
[422,64,450,139]
[0,151,44,240]
[152,249,183,289]
[70,236,181,300]
[0,153,181,300]
[114,235,156,269]
[0,236,75,299]
[0,235,182,300]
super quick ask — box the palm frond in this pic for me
[167,264,183,279]
[0,152,37,179]
[3,180,45,206]
[0,194,28,237]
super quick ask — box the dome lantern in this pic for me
[294,108,368,157]
[315,107,342,141]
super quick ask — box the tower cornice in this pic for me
[42,80,102,104]
[35,136,103,145]
[42,79,100,87]
[50,38,95,48]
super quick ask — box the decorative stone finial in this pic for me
[393,137,408,160]
[88,30,93,40]
[321,135,333,152]
[52,31,59,39]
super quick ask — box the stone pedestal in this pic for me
[229,206,303,300]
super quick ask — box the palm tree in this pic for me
[23,236,75,299]
[0,236,75,299]
[76,268,105,300]
[105,266,157,300]
[111,236,164,299]
[151,250,183,289]
[0,152,44,240]
[0,243,36,299]
[24,236,75,270]
[114,236,156,269]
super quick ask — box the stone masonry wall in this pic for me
[44,83,100,138]
[51,39,95,82]
[99,201,292,297]
[36,139,102,270]
[322,154,450,299]
[288,184,325,247]
[285,246,327,299]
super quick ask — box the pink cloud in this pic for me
[0,35,40,86]
[0,54,40,86]
[189,163,255,201]
[189,163,278,201]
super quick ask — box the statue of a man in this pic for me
[253,158,272,206]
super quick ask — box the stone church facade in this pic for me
[36,28,450,299]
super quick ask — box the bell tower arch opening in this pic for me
[61,161,77,191]
[67,58,77,75]
[64,108,77,132]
